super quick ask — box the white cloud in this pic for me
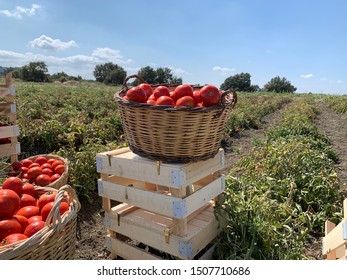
[30,35,78,51]
[0,4,41,19]
[300,73,314,79]
[169,67,185,74]
[0,48,134,79]
[212,66,235,74]
[337,80,343,84]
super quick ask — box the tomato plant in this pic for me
[200,85,221,106]
[0,189,21,220]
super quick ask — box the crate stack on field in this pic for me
[322,199,347,260]
[96,75,237,260]
[0,73,20,163]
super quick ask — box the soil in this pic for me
[74,98,347,260]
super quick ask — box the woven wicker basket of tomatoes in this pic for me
[0,184,80,259]
[113,75,237,163]
[8,154,69,189]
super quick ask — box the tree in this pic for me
[93,63,126,84]
[220,72,252,92]
[133,66,157,85]
[20,62,49,82]
[264,76,297,93]
[132,66,182,85]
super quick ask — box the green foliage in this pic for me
[132,66,183,85]
[93,63,126,84]
[325,95,347,115]
[19,61,49,82]
[264,76,297,93]
[215,95,343,259]
[50,71,82,82]
[220,73,258,92]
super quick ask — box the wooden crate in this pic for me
[97,147,225,237]
[105,203,220,260]
[0,74,20,163]
[322,199,347,260]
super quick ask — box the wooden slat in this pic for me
[0,125,20,138]
[0,142,20,157]
[322,220,347,255]
[0,103,16,114]
[0,86,15,97]
[96,148,224,189]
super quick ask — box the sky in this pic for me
[0,0,346,94]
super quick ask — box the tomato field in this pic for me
[1,79,347,259]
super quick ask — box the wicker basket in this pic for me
[113,75,237,163]
[26,154,69,189]
[0,184,80,260]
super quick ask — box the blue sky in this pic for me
[0,0,346,94]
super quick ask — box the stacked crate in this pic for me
[97,147,225,260]
[322,199,347,260]
[0,73,20,163]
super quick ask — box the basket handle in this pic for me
[121,75,147,92]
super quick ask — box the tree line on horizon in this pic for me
[0,61,297,93]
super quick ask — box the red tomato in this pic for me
[42,168,54,177]
[11,161,23,171]
[50,174,61,183]
[193,90,202,104]
[1,233,28,245]
[146,98,156,105]
[23,220,45,237]
[11,215,29,233]
[47,159,55,165]
[27,215,42,224]
[54,164,65,175]
[19,166,29,175]
[153,86,170,99]
[40,163,52,170]
[172,84,194,101]
[20,194,37,208]
[2,177,23,196]
[16,206,40,219]
[37,191,57,210]
[138,83,153,99]
[35,174,51,186]
[155,96,175,106]
[28,163,40,169]
[22,183,36,197]
[175,96,195,107]
[27,166,42,179]
[21,159,33,168]
[0,220,22,241]
[200,85,221,106]
[0,189,21,220]
[125,86,147,103]
[195,102,204,107]
[34,156,47,166]
[51,160,64,171]
[41,201,69,222]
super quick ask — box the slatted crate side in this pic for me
[96,148,225,189]
[0,86,16,97]
[98,174,225,219]
[0,102,16,115]
[104,203,220,260]
[0,125,20,139]
[322,199,347,260]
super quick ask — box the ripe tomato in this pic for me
[0,189,21,220]
[50,174,61,183]
[155,96,175,106]
[22,183,36,197]
[51,160,64,171]
[193,90,202,104]
[27,166,42,179]
[21,159,33,168]
[34,156,47,166]
[200,85,221,106]
[11,215,28,233]
[47,159,55,165]
[19,166,29,175]
[28,163,40,169]
[54,164,65,175]
[35,174,51,186]
[40,163,52,170]
[11,161,23,171]
[1,233,28,246]
[37,191,57,210]
[175,96,195,107]
[27,215,42,224]
[146,98,156,105]
[138,83,153,99]
[172,84,194,101]
[16,206,40,219]
[42,168,54,177]
[2,177,23,196]
[0,220,22,241]
[153,86,170,99]
[20,194,37,208]
[23,220,45,237]
[125,86,147,103]
[41,201,69,222]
